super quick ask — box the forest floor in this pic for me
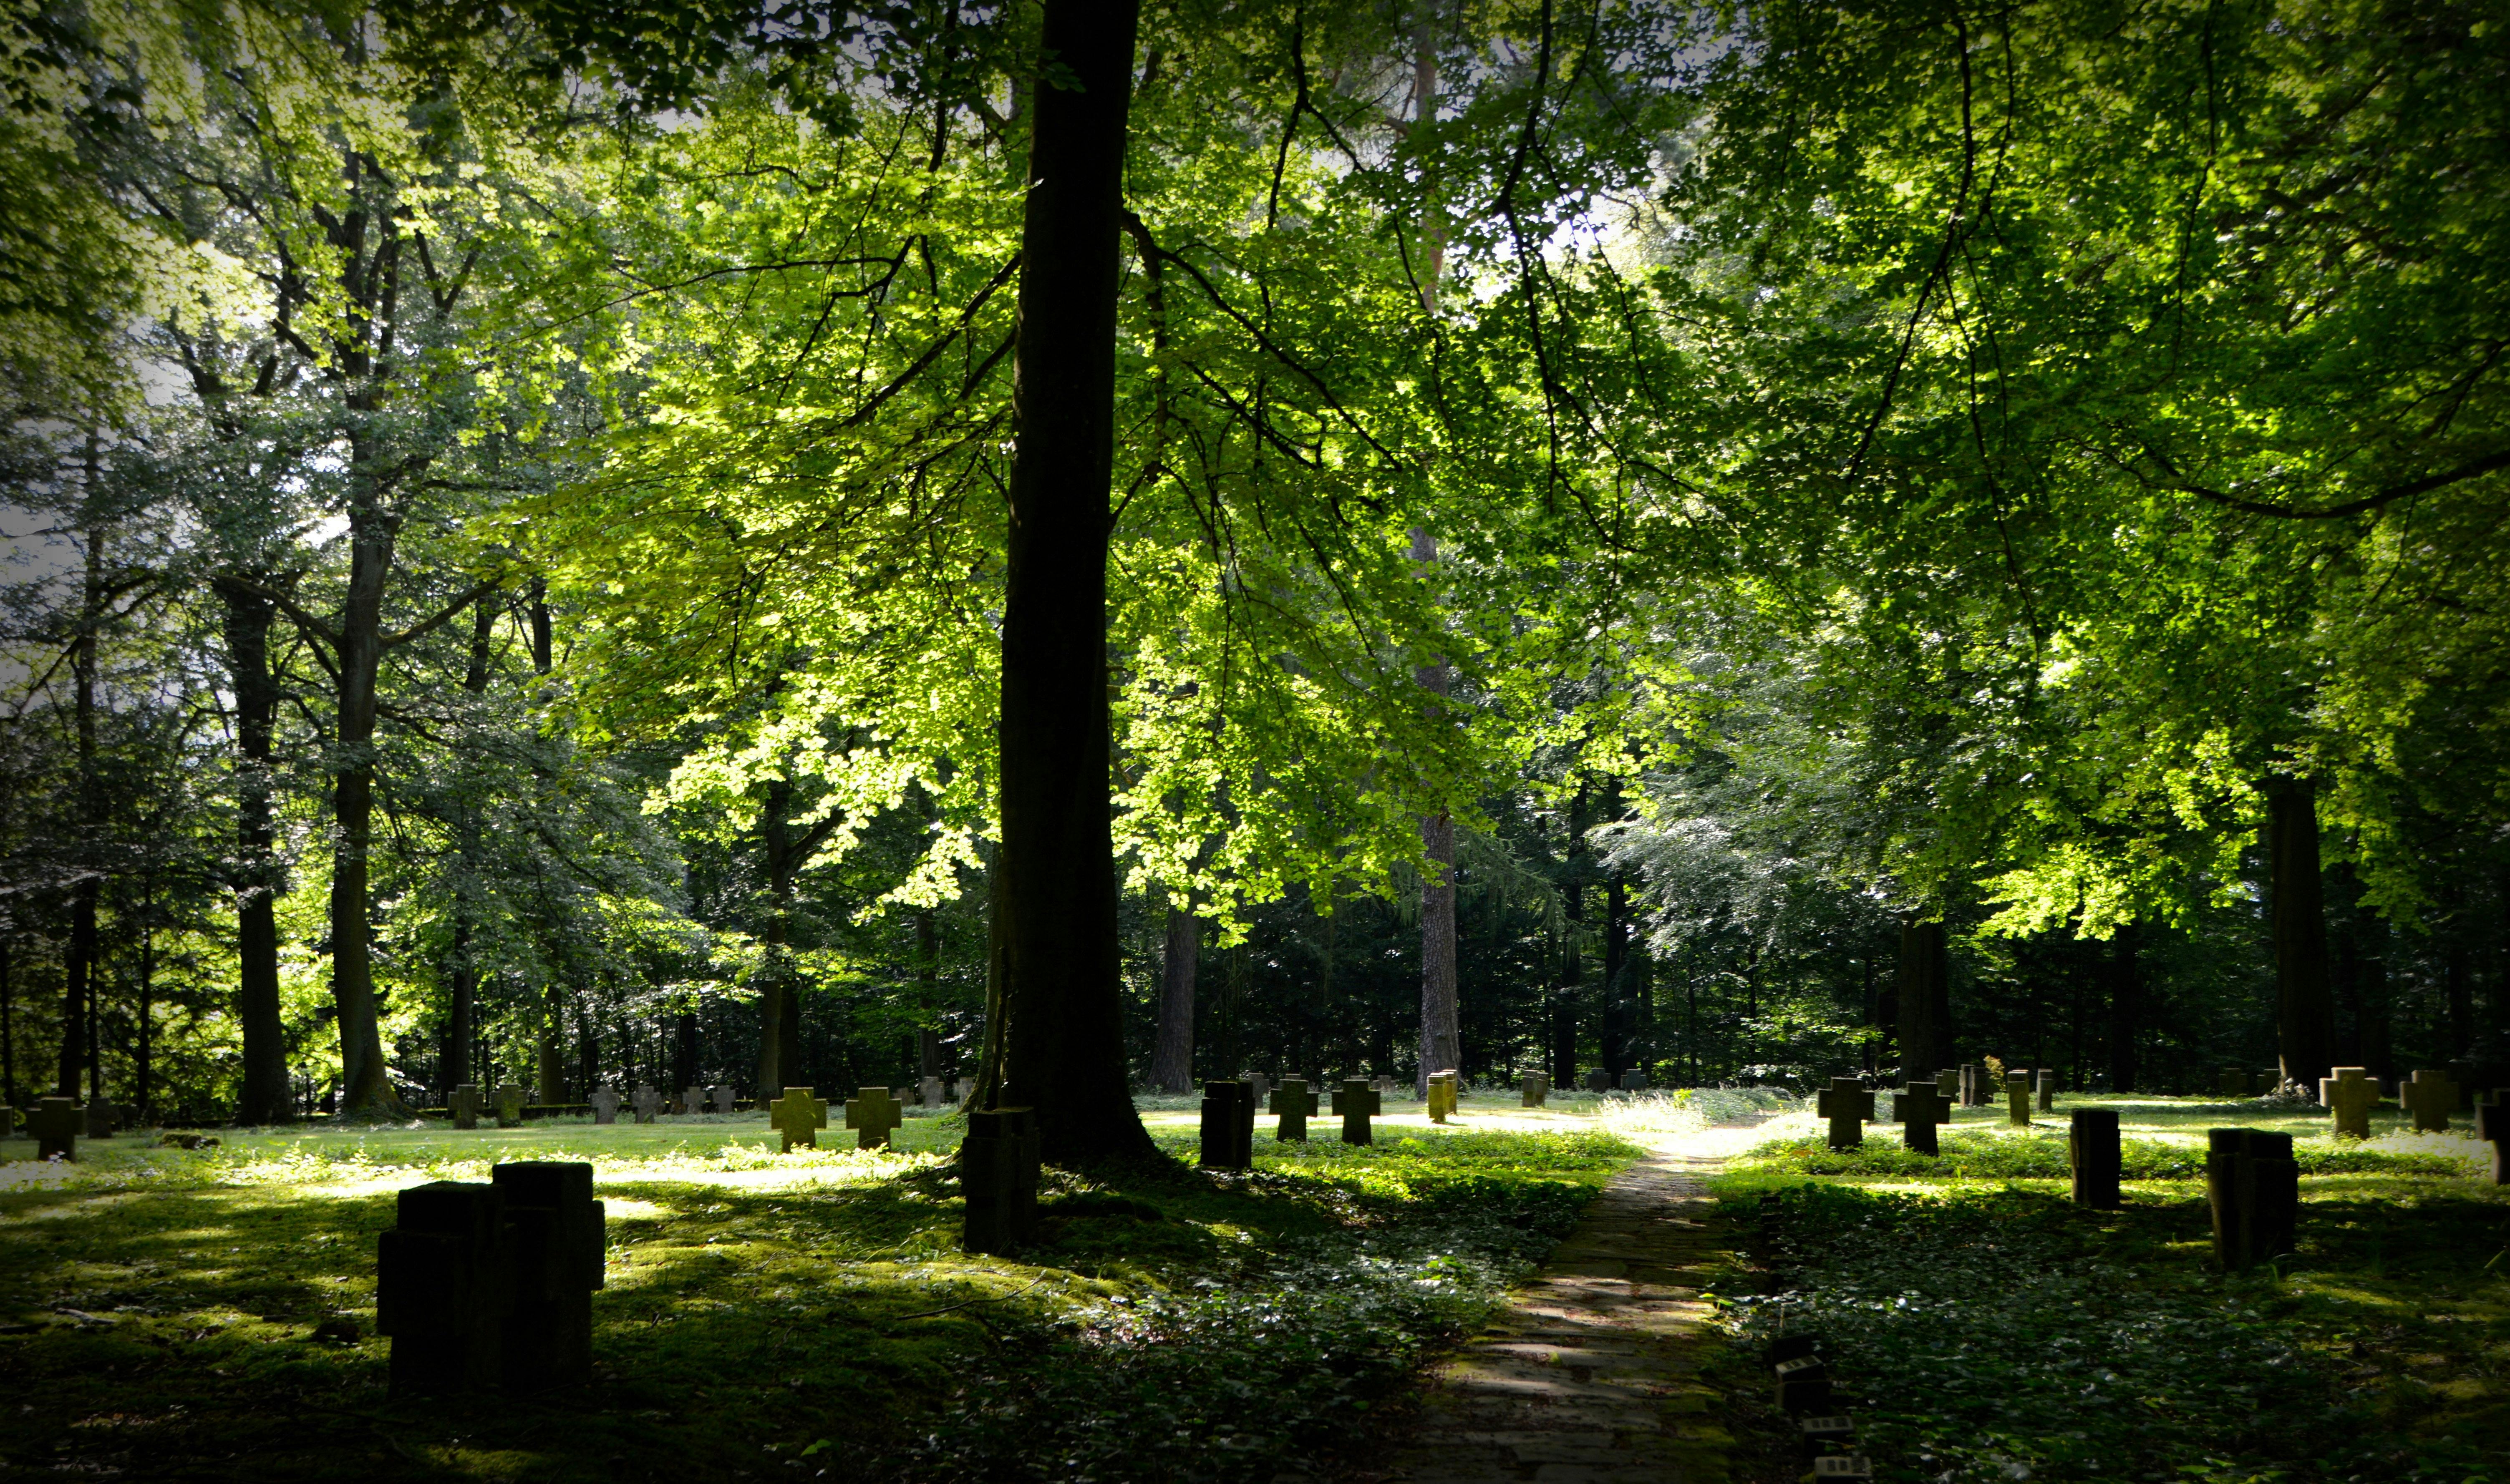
[1714,1094,2510,1484]
[0,1089,1693,1484]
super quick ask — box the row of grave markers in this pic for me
[1767,1324,1872,1479]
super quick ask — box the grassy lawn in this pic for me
[0,1093,1644,1483]
[1711,1094,2510,1484]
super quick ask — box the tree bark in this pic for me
[1418,805,1461,1091]
[443,594,495,1094]
[1896,917,1949,1082]
[1151,905,1197,1092]
[1555,784,1587,1086]
[219,574,294,1122]
[917,906,945,1081]
[58,518,103,1098]
[982,0,1154,1165]
[2266,776,2336,1093]
[2106,923,2140,1093]
[328,487,403,1115]
[1602,853,1630,1082]
[754,778,801,1095]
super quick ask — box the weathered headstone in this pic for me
[589,1087,621,1126]
[450,1084,484,1130]
[2476,1092,2506,1185]
[951,1077,974,1104]
[1333,1078,1381,1146]
[31,1096,78,1160]
[1810,1458,1874,1480]
[2319,1066,2380,1139]
[1426,1070,1459,1124]
[1774,1354,1832,1413]
[1521,1072,1551,1108]
[708,1084,736,1115]
[0,1104,13,1138]
[2004,1071,2033,1127]
[1620,1069,1649,1092]
[1797,1413,1857,1454]
[766,1087,829,1151]
[2068,1108,2121,1208]
[2034,1068,2056,1112]
[1816,1077,1875,1151]
[492,1160,605,1391]
[1583,1069,1613,1093]
[1934,1068,1961,1099]
[1895,1081,1950,1155]
[960,1106,1041,1254]
[378,1179,507,1395]
[1199,1079,1256,1169]
[845,1086,903,1149]
[917,1076,944,1108]
[84,1096,114,1139]
[1243,1071,1270,1107]
[1270,1077,1319,1142]
[2207,1128,2298,1268]
[491,1083,526,1128]
[679,1084,706,1117]
[630,1084,661,1124]
[2219,1067,2253,1098]
[1373,1074,1400,1100]
[2400,1069,2457,1133]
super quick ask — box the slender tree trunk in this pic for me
[1419,806,1460,1090]
[443,595,494,1093]
[1602,868,1630,1082]
[328,490,402,1115]
[754,778,800,1094]
[59,518,103,1098]
[135,895,155,1116]
[672,1009,698,1090]
[1897,918,1948,1082]
[525,580,569,1104]
[983,0,1154,1165]
[1555,785,1586,1086]
[915,907,944,1081]
[2107,923,2140,1093]
[2267,776,2337,1093]
[1151,905,1197,1092]
[1,931,15,1107]
[219,576,292,1122]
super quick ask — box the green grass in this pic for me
[0,1109,1642,1483]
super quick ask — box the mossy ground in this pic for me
[1711,1094,2510,1484]
[0,1095,1640,1483]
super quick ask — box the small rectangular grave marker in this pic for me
[2219,1067,2253,1097]
[491,1083,526,1128]
[1243,1071,1270,1107]
[961,1106,1041,1253]
[2207,1127,2299,1268]
[2068,1108,2121,1208]
[1583,1069,1613,1092]
[769,1087,829,1150]
[1895,1081,1950,1155]
[378,1179,507,1395]
[1270,1077,1319,1141]
[2477,1093,2506,1185]
[31,1096,78,1161]
[1426,1070,1459,1124]
[1199,1079,1256,1169]
[1521,1072,1551,1108]
[630,1084,661,1124]
[2319,1066,2380,1139]
[2035,1068,2056,1112]
[708,1084,736,1115]
[1812,1457,1874,1480]
[1333,1078,1381,1146]
[491,1161,604,1391]
[2005,1071,2033,1127]
[1620,1069,1649,1092]
[2400,1069,2457,1133]
[845,1086,903,1149]
[1774,1355,1832,1413]
[84,1097,113,1139]
[1815,1077,1875,1150]
[1797,1414,1857,1454]
[449,1084,484,1130]
[589,1087,621,1126]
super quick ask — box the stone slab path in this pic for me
[1369,1119,1779,1484]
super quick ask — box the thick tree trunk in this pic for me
[2106,924,2140,1093]
[1896,918,1949,1082]
[983,0,1154,1165]
[1151,905,1197,1092]
[328,492,404,1115]
[1419,808,1461,1091]
[443,595,495,1094]
[2266,776,2336,1093]
[527,581,568,1105]
[754,778,799,1094]
[219,576,293,1122]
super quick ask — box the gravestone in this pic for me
[1373,1075,1400,1100]
[2207,1128,2299,1269]
[1270,1077,1319,1142]
[2035,1068,2056,1112]
[768,1087,829,1150]
[1244,1072,1270,1107]
[1583,1069,1612,1092]
[630,1084,661,1124]
[1934,1068,1961,1099]
[2446,1059,2479,1112]
[491,1083,526,1128]
[589,1087,621,1126]
[1895,1081,1951,1155]
[961,1107,1042,1254]
[845,1086,903,1149]
[1797,1414,1857,1454]
[2219,1067,2253,1097]
[952,1077,974,1103]
[1199,1079,1256,1169]
[1815,1077,1875,1151]
[378,1179,507,1395]
[2476,1093,2506,1185]
[1774,1354,1832,1414]
[1521,1072,1551,1108]
[84,1097,113,1139]
[449,1084,484,1131]
[2400,1069,2457,1133]
[2319,1066,2381,1139]
[1427,1070,1459,1124]
[1333,1078,1381,1146]
[2004,1071,2033,1127]
[492,1161,605,1391]
[1620,1069,1649,1092]
[679,1084,706,1117]
[708,1084,736,1115]
[31,1096,78,1161]
[0,1105,12,1138]
[2068,1108,2121,1208]
[1810,1459,1874,1480]
[918,1076,944,1108]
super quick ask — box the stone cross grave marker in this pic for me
[1373,1074,1400,1100]
[952,1077,974,1103]
[1621,1069,1649,1092]
[1895,1081,1950,1155]
[1270,1077,1319,1142]
[31,1096,78,1160]
[918,1076,944,1108]
[2005,1071,2034,1127]
[2476,1092,2506,1186]
[1244,1071,1270,1107]
[1334,1078,1381,1146]
[378,1178,507,1395]
[631,1084,661,1124]
[493,1161,605,1391]
[1583,1069,1613,1092]
[2068,1108,2121,1208]
[1199,1079,1256,1169]
[449,1084,484,1130]
[1427,1070,1459,1124]
[1934,1068,1960,1099]
[589,1087,621,1126]
[2400,1069,2457,1133]
[1816,1077,1875,1151]
[768,1087,829,1151]
[491,1083,526,1128]
[2319,1066,2381,1139]
[708,1084,736,1114]
[2035,1068,2056,1112]
[1521,1072,1550,1108]
[2207,1128,2299,1268]
[961,1106,1041,1254]
[84,1097,113,1139]
[679,1084,706,1116]
[845,1086,903,1149]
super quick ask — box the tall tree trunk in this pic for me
[528,581,569,1105]
[58,518,102,1098]
[1896,918,1948,1082]
[0,930,15,1107]
[754,778,799,1094]
[672,1009,698,1090]
[983,0,1154,1165]
[1602,867,1630,1082]
[2266,776,2336,1093]
[328,492,402,1115]
[1419,804,1460,1090]
[443,594,495,1094]
[2107,924,2140,1093]
[1554,784,1586,1086]
[134,889,155,1115]
[218,576,292,1122]
[1151,905,1197,1092]
[916,906,944,1081]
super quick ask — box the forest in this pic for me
[3,0,2505,1138]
